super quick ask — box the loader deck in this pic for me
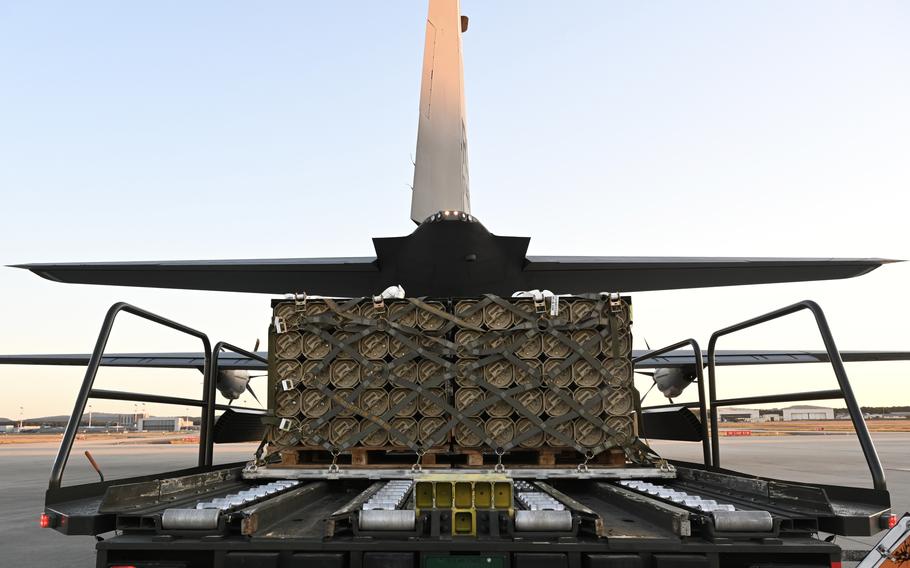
[41,461,891,568]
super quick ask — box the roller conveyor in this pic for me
[616,479,774,533]
[159,479,304,531]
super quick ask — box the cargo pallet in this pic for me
[273,445,627,469]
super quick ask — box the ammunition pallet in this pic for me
[263,294,658,468]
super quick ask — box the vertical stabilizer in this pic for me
[410,0,471,224]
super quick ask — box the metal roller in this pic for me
[161,508,221,530]
[514,510,573,532]
[712,510,774,532]
[359,509,417,531]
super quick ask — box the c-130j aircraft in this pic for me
[0,0,906,416]
[3,3,910,566]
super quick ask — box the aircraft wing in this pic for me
[11,255,896,296]
[633,349,910,368]
[0,352,267,371]
[2,350,908,371]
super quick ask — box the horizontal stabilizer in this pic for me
[13,258,380,296]
[522,256,897,293]
[11,255,897,296]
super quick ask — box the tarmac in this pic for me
[0,434,907,567]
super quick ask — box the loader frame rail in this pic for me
[49,302,214,490]
[632,338,711,467]
[706,300,887,491]
[204,342,268,465]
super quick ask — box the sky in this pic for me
[0,1,908,421]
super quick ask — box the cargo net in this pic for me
[259,294,661,467]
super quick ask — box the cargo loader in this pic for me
[34,295,897,568]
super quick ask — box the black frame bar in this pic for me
[203,342,269,466]
[706,300,887,491]
[49,302,213,490]
[88,388,261,413]
[632,338,711,467]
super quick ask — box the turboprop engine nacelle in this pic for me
[652,367,698,399]
[216,369,253,401]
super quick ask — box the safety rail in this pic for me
[632,339,711,468]
[706,300,887,491]
[203,342,269,466]
[50,303,214,490]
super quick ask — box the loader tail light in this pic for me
[39,512,50,529]
[830,562,842,568]
[888,513,898,529]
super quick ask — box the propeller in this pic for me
[635,338,662,402]
[213,339,264,406]
[243,339,262,405]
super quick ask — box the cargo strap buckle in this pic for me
[372,295,387,314]
[608,292,622,313]
[273,316,287,334]
[532,291,546,314]
[292,292,308,311]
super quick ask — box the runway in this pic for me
[0,434,907,567]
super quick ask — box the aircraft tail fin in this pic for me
[410,0,471,224]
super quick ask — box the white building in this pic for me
[782,405,834,421]
[138,417,194,432]
[717,407,760,422]
[759,412,783,422]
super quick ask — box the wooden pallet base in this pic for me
[270,446,626,469]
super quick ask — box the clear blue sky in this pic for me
[0,1,908,420]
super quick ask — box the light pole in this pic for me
[18,406,24,430]
[88,404,93,429]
